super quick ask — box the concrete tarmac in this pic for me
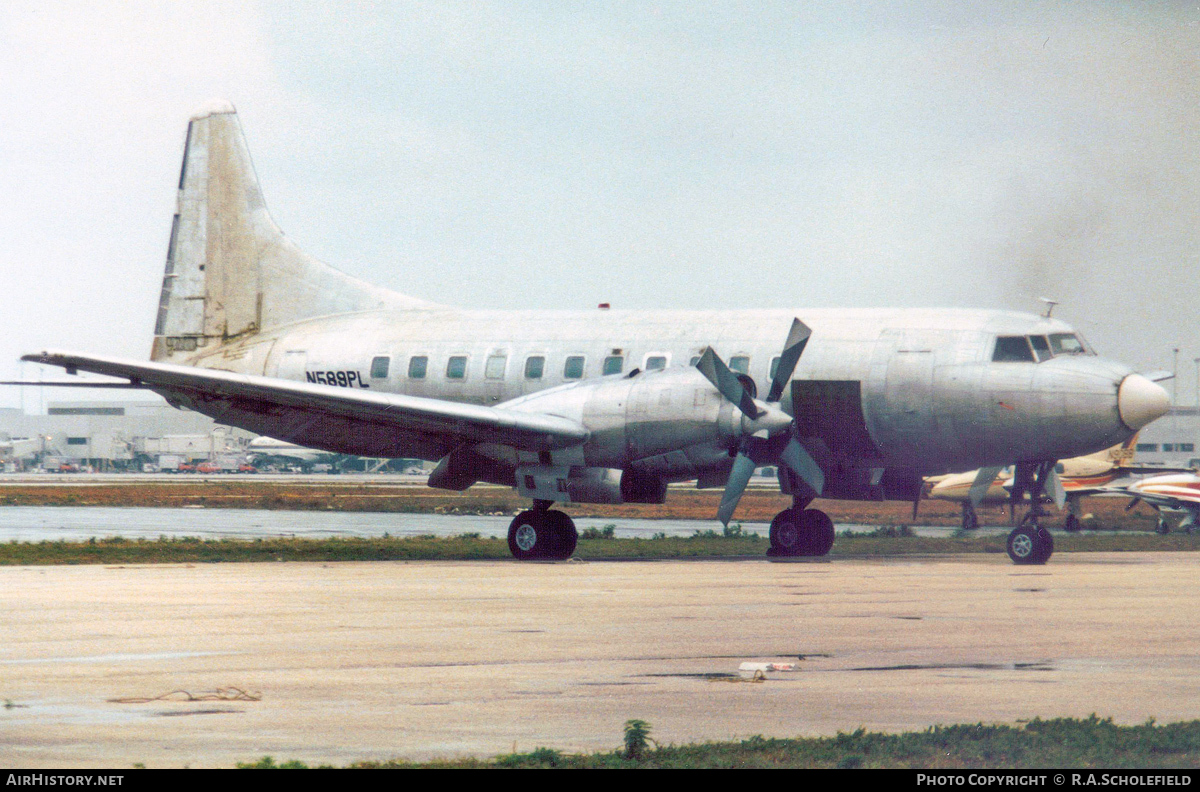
[3,553,1200,768]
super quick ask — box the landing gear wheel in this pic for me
[545,510,578,559]
[1007,525,1053,565]
[1063,513,1082,533]
[768,508,835,557]
[961,503,979,531]
[507,509,576,560]
[1156,517,1171,535]
[768,509,803,556]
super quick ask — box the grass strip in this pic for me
[2,529,1200,565]
[237,715,1200,769]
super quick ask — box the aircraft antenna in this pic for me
[1038,297,1059,318]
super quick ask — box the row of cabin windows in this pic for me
[366,352,779,382]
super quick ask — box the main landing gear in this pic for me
[960,502,979,531]
[767,499,835,558]
[507,500,578,560]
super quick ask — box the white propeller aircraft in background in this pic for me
[12,103,1172,565]
[926,433,1189,533]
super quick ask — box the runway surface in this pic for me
[3,553,1200,768]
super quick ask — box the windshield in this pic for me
[993,332,1092,362]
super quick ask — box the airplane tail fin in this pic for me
[150,102,431,363]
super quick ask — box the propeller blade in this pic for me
[766,318,811,403]
[696,347,761,419]
[968,466,1003,509]
[779,437,824,496]
[717,451,758,525]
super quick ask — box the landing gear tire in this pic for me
[1007,524,1054,565]
[1063,513,1082,533]
[1155,517,1171,535]
[507,509,577,560]
[961,503,979,531]
[768,508,835,557]
[545,510,578,558]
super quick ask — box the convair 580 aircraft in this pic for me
[20,103,1170,564]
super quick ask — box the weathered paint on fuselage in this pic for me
[182,305,1136,477]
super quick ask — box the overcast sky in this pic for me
[3,1,1200,410]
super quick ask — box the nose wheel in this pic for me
[1006,521,1054,565]
[768,507,835,557]
[507,506,578,560]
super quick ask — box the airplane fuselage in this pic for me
[177,304,1139,486]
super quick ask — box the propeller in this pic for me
[696,318,824,525]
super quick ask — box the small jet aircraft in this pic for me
[927,434,1186,533]
[13,103,1171,564]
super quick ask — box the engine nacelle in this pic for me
[503,366,744,482]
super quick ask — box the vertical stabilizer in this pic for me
[151,102,431,362]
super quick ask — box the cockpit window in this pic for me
[1028,335,1052,362]
[993,336,1035,362]
[994,332,1092,363]
[1049,333,1086,356]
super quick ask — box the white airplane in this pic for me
[1119,473,1200,534]
[927,434,1188,533]
[245,436,342,468]
[16,103,1171,564]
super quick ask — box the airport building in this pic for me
[1134,407,1200,468]
[0,401,255,471]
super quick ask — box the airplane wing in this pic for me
[20,350,589,460]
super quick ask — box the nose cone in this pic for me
[1118,374,1170,431]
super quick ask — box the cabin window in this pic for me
[1163,444,1175,453]
[769,356,781,380]
[603,355,624,375]
[1181,443,1195,453]
[1028,336,1052,362]
[564,356,585,379]
[690,355,701,367]
[993,336,1034,362]
[446,356,468,380]
[729,356,750,374]
[1136,443,1158,453]
[645,355,667,371]
[525,356,545,379]
[408,356,428,379]
[370,356,390,379]
[485,354,507,380]
[66,437,88,446]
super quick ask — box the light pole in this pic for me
[1173,348,1180,407]
[1194,358,1200,409]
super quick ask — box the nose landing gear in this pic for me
[1005,460,1059,565]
